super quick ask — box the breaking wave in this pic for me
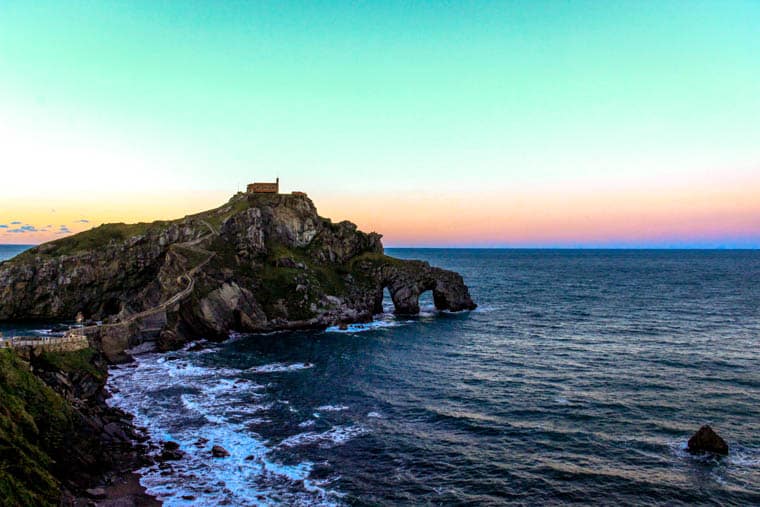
[107,347,366,506]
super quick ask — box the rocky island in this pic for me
[0,190,476,504]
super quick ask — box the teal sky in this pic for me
[1,1,759,246]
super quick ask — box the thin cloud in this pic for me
[10,221,21,225]
[75,219,90,223]
[57,225,72,234]
[0,225,7,228]
[9,225,39,233]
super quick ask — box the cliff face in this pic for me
[0,193,475,361]
[0,348,149,505]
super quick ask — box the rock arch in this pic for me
[375,260,476,315]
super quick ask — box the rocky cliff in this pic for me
[0,193,476,361]
[0,348,152,505]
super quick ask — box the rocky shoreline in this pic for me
[0,192,478,503]
[0,346,159,505]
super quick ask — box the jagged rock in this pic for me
[157,449,184,462]
[155,440,185,461]
[687,425,729,455]
[2,349,150,505]
[103,422,129,442]
[211,445,230,458]
[163,441,180,451]
[0,193,475,361]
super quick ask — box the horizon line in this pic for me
[2,243,759,251]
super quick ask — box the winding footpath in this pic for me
[2,223,219,351]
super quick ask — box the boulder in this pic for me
[85,487,107,499]
[687,425,729,455]
[157,441,184,461]
[211,445,230,458]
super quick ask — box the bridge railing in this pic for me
[0,334,89,349]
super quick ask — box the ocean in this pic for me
[0,244,33,262]
[4,246,760,504]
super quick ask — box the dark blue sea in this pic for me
[0,245,32,262]
[6,246,760,505]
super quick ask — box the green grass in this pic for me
[24,222,162,258]
[35,348,105,383]
[172,244,212,268]
[0,349,74,506]
[197,195,255,231]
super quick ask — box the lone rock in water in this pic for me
[211,445,230,458]
[687,425,729,455]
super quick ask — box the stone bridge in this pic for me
[0,332,90,359]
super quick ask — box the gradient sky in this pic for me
[1,0,759,247]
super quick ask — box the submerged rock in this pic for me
[687,425,729,455]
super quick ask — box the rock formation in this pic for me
[687,425,729,455]
[0,348,152,505]
[0,192,476,362]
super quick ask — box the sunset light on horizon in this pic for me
[1,1,759,247]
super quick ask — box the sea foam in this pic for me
[106,349,348,506]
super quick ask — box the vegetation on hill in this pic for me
[0,349,75,506]
[16,222,161,259]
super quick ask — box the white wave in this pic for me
[418,304,439,317]
[728,446,760,467]
[181,339,207,351]
[367,411,383,419]
[316,405,349,412]
[298,420,316,428]
[325,320,401,333]
[668,439,738,465]
[249,362,315,373]
[106,352,342,506]
[223,331,245,344]
[279,425,368,449]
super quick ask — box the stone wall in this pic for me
[4,334,89,360]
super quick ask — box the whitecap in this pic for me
[106,352,343,506]
[181,339,207,351]
[728,445,760,467]
[316,405,349,412]
[279,425,368,449]
[249,362,314,373]
[367,411,383,418]
[325,320,401,333]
